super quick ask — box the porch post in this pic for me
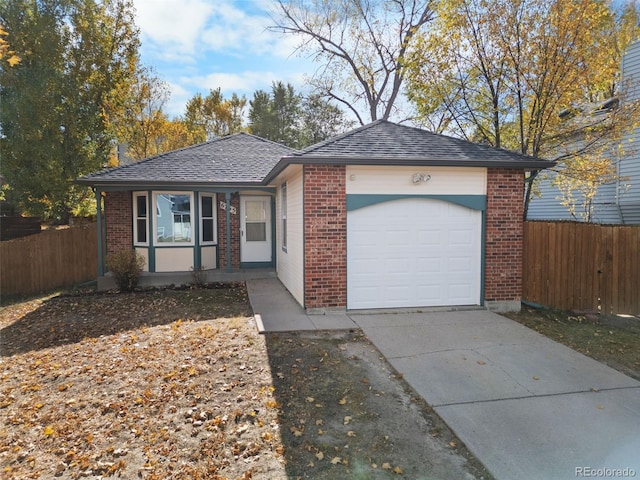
[225,191,232,273]
[95,189,104,276]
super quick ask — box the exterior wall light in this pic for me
[412,173,431,184]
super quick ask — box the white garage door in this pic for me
[347,198,482,309]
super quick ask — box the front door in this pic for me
[240,195,272,264]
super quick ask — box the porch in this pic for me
[97,267,277,291]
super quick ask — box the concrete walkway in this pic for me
[247,278,640,480]
[246,278,358,332]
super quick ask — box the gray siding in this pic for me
[620,42,640,224]
[528,171,623,224]
[528,41,640,225]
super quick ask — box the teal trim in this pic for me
[480,210,487,306]
[270,196,276,265]
[225,192,232,273]
[240,261,274,269]
[98,185,276,194]
[194,192,201,269]
[95,190,104,276]
[147,191,155,272]
[346,194,486,212]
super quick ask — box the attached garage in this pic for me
[262,120,555,313]
[347,197,482,309]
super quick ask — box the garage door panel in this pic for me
[416,257,442,273]
[386,230,411,246]
[417,229,442,246]
[347,198,481,309]
[449,256,473,272]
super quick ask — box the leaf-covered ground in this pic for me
[0,285,491,480]
[505,307,640,381]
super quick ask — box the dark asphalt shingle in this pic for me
[78,133,297,186]
[294,120,551,165]
[79,121,553,188]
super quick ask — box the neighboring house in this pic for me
[78,121,553,313]
[527,41,640,224]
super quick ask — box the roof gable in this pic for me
[263,120,554,183]
[78,133,298,187]
[296,120,552,164]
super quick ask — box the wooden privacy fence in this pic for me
[1,224,97,297]
[522,221,640,315]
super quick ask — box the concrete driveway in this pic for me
[352,310,640,480]
[247,279,640,479]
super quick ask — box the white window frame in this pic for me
[153,191,194,245]
[133,192,148,246]
[199,193,217,245]
[281,183,287,251]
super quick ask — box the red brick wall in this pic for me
[303,165,347,309]
[104,191,132,256]
[218,193,240,269]
[485,169,524,302]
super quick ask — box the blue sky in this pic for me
[132,0,315,118]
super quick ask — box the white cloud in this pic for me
[182,71,278,94]
[132,0,317,118]
[133,0,214,56]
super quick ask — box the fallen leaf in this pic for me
[43,426,55,436]
[382,462,392,470]
[315,451,324,461]
[533,375,540,380]
[331,457,342,465]
[306,397,315,403]
[343,416,352,425]
[597,405,605,410]
[449,441,457,448]
[339,397,347,405]
[393,466,404,474]
[347,431,356,437]
[477,360,486,366]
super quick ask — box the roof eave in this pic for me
[263,155,555,184]
[76,178,268,190]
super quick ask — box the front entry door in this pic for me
[240,196,272,264]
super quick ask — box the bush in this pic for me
[106,249,145,292]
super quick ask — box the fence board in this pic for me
[0,224,97,297]
[523,221,640,316]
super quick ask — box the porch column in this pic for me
[225,191,232,273]
[95,189,104,276]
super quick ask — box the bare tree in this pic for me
[269,0,434,124]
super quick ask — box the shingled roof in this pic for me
[79,121,554,189]
[77,133,297,188]
[264,120,554,182]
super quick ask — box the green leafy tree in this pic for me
[248,89,275,140]
[299,94,355,147]
[249,82,301,146]
[249,81,351,148]
[0,0,140,222]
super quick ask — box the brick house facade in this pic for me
[484,169,525,306]
[303,165,347,309]
[80,121,552,312]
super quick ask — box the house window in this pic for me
[154,192,193,244]
[133,193,148,245]
[200,194,216,244]
[281,183,287,251]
